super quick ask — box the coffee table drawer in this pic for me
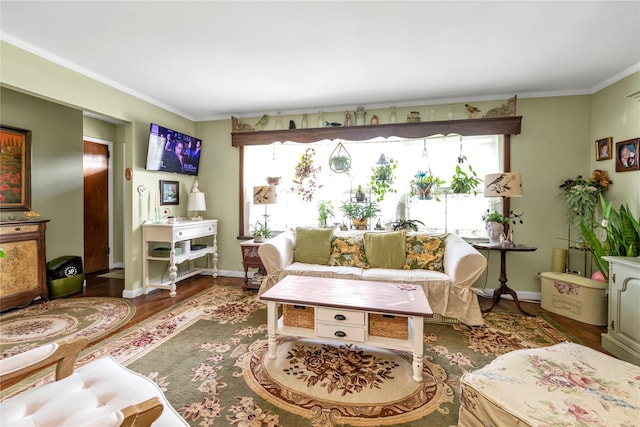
[316,307,365,325]
[316,322,365,342]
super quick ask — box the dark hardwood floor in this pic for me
[82,270,609,355]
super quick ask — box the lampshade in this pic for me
[188,192,206,220]
[253,185,277,205]
[484,173,523,197]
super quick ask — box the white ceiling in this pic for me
[1,1,639,121]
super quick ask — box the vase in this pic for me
[486,222,504,246]
[389,106,397,124]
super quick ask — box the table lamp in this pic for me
[188,181,206,220]
[484,172,523,243]
[253,185,277,229]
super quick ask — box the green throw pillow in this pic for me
[363,230,406,269]
[294,227,334,265]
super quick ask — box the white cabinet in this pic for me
[142,219,218,297]
[601,256,640,365]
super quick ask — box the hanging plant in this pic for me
[291,148,322,202]
[369,156,397,202]
[409,170,445,200]
[450,164,482,195]
[328,142,352,174]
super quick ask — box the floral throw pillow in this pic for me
[404,235,445,272]
[328,236,369,268]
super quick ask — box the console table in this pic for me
[473,242,537,316]
[142,219,218,297]
[0,219,50,311]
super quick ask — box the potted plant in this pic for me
[339,201,380,230]
[369,157,397,202]
[329,154,351,173]
[317,200,335,228]
[354,185,367,202]
[251,221,271,243]
[450,164,482,195]
[390,219,425,231]
[482,211,506,246]
[559,170,612,237]
[410,171,445,200]
[580,194,639,281]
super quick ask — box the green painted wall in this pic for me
[1,40,637,298]
[0,88,84,260]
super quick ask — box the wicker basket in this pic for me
[283,304,315,329]
[369,314,408,339]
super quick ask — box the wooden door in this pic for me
[83,141,109,273]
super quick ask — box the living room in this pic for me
[1,2,639,425]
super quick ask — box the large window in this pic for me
[244,134,501,237]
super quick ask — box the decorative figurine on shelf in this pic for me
[255,114,268,130]
[232,116,253,132]
[288,120,296,129]
[354,106,367,126]
[325,121,342,127]
[484,95,518,118]
[465,104,481,119]
[370,115,379,125]
[344,111,353,127]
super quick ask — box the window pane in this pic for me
[245,135,500,237]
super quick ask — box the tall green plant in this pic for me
[580,194,640,280]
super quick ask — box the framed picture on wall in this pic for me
[595,137,612,161]
[615,138,639,172]
[0,125,32,211]
[160,180,180,205]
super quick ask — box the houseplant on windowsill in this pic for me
[339,201,380,230]
[317,200,335,228]
[251,221,271,243]
[410,171,445,200]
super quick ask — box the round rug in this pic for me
[0,297,135,358]
[239,336,454,426]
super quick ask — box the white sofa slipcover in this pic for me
[257,230,487,325]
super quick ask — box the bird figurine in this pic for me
[465,104,481,118]
[255,114,268,130]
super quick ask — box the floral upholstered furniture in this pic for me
[257,228,487,325]
[0,337,188,426]
[459,342,640,426]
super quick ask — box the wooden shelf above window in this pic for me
[232,116,522,146]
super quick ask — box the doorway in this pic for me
[83,139,111,274]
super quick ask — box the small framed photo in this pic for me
[160,180,179,205]
[615,138,639,172]
[595,137,612,161]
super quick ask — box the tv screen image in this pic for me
[146,123,202,176]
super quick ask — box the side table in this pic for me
[473,242,537,316]
[240,239,266,292]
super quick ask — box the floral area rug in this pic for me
[0,297,135,359]
[1,286,571,426]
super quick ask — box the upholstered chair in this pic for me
[0,337,188,426]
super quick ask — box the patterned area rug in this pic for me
[1,286,570,426]
[0,297,135,359]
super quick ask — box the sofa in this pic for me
[257,228,487,325]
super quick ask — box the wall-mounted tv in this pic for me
[145,123,202,176]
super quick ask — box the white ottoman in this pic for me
[459,342,640,426]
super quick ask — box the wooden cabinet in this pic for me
[0,220,49,311]
[601,256,640,365]
[142,219,218,297]
[240,239,266,292]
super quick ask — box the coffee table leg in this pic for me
[412,315,424,382]
[267,301,277,359]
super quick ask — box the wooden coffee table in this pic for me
[260,275,433,382]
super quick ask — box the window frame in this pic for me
[233,116,522,239]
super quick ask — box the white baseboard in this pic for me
[121,269,246,299]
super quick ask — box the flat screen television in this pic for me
[145,123,202,176]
